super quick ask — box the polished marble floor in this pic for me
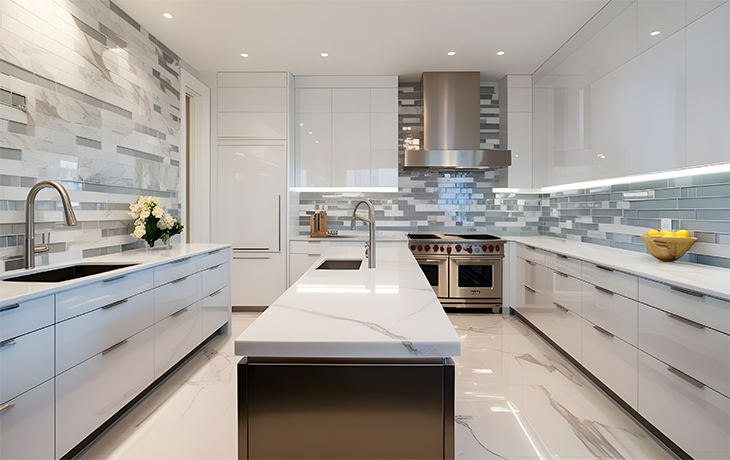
[78,312,676,460]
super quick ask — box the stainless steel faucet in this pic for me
[24,180,77,269]
[350,199,376,269]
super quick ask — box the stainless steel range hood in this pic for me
[403,72,511,170]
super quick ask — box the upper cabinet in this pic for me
[218,72,289,140]
[295,76,398,188]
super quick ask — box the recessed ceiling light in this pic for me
[309,131,313,135]
[163,13,172,19]
[240,53,249,58]
[320,52,329,57]
[496,50,505,56]
[447,51,456,56]
[299,123,304,126]
[650,30,661,36]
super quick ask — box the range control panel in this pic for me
[408,242,503,256]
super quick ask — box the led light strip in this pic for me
[291,187,399,193]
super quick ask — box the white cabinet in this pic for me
[232,252,286,306]
[298,113,332,187]
[499,75,533,188]
[217,72,288,140]
[290,253,323,286]
[0,325,54,405]
[0,295,53,343]
[154,301,202,378]
[581,283,638,346]
[0,378,55,460]
[154,272,199,323]
[332,113,371,186]
[202,285,231,338]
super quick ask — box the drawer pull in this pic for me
[102,298,129,310]
[667,366,705,389]
[526,245,537,251]
[103,275,126,283]
[171,276,189,284]
[171,307,189,318]
[554,303,569,313]
[102,339,129,356]
[667,313,705,329]
[208,249,223,255]
[210,288,223,298]
[592,325,614,338]
[526,260,537,266]
[234,257,271,260]
[233,247,269,251]
[307,254,320,257]
[556,271,569,278]
[670,285,704,298]
[209,264,222,271]
[0,338,17,349]
[0,403,15,414]
[556,254,569,260]
[595,265,614,272]
[171,257,191,264]
[594,285,614,296]
[524,286,536,293]
[0,303,20,312]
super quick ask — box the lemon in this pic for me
[659,231,675,237]
[675,230,691,238]
[646,229,660,236]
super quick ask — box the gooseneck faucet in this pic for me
[350,199,376,269]
[24,180,77,269]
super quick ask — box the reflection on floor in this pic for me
[77,312,676,460]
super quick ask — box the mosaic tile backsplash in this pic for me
[0,0,181,271]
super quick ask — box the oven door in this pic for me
[448,257,502,300]
[414,255,449,298]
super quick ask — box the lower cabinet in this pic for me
[56,326,154,458]
[638,350,730,460]
[154,301,202,379]
[0,325,54,405]
[0,378,55,460]
[232,253,286,306]
[540,302,582,361]
[289,253,322,286]
[202,285,231,338]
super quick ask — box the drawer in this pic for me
[153,255,201,287]
[0,295,54,342]
[517,285,552,324]
[154,300,202,379]
[539,301,582,360]
[0,378,54,460]
[56,326,154,458]
[200,247,230,270]
[582,283,638,346]
[639,278,729,335]
[639,303,730,398]
[0,326,54,404]
[290,240,331,254]
[56,290,154,374]
[582,262,637,299]
[582,317,638,409]
[551,270,583,316]
[154,272,199,323]
[520,258,550,295]
[56,268,153,322]
[231,254,286,307]
[546,252,582,279]
[638,350,730,460]
[200,262,229,298]
[516,243,545,264]
[202,285,231,338]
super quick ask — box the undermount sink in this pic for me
[316,259,363,270]
[3,264,139,283]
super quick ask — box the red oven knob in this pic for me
[410,245,416,251]
[488,245,494,252]
[440,246,445,252]
[425,245,431,252]
[446,246,452,254]
[495,245,500,252]
[417,245,423,252]
[455,245,462,252]
[482,245,487,252]
[433,245,438,251]
[466,247,473,254]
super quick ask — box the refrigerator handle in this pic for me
[278,194,282,253]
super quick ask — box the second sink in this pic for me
[316,259,363,270]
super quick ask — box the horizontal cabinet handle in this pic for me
[423,259,445,263]
[233,247,269,251]
[524,285,536,293]
[667,366,705,389]
[554,303,569,313]
[667,313,705,329]
[210,288,223,297]
[208,249,223,255]
[0,303,20,313]
[526,245,537,251]
[171,307,189,318]
[0,338,17,349]
[592,325,614,338]
[526,260,537,266]
[670,285,704,298]
[171,257,191,264]
[0,403,15,414]
[594,285,614,296]
[595,265,614,272]
[307,254,320,257]
[103,275,126,283]
[556,254,569,260]
[171,276,189,284]
[556,271,569,278]
[102,298,129,310]
[234,257,271,260]
[102,339,129,356]
[209,264,222,271]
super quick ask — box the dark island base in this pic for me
[238,357,455,460]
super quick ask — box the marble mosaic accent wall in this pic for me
[0,0,181,271]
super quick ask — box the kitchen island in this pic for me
[235,245,461,460]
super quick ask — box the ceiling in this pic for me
[114,0,610,81]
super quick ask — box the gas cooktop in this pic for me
[407,233,502,241]
[407,233,504,256]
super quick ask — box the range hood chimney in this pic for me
[403,71,511,170]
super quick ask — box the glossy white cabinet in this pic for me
[298,113,332,187]
[218,87,287,113]
[332,112,371,187]
[550,270,583,316]
[218,72,287,88]
[289,253,322,287]
[202,285,231,338]
[154,272,199,323]
[0,378,54,460]
[0,295,53,342]
[232,252,286,306]
[545,252,582,279]
[370,112,398,187]
[153,255,201,286]
[582,283,638,346]
[638,350,730,460]
[540,301,583,360]
[371,88,398,112]
[218,112,287,140]
[154,301,202,378]
[297,88,331,113]
[201,262,229,298]
[56,326,154,458]
[332,88,370,112]
[581,262,637,299]
[0,325,54,405]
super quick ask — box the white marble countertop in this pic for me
[290,230,408,242]
[235,245,461,359]
[0,243,230,307]
[509,236,730,300]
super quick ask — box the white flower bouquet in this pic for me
[128,196,184,247]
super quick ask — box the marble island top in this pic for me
[235,245,462,359]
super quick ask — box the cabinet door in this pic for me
[0,295,53,343]
[289,253,321,286]
[0,378,54,460]
[217,143,285,251]
[232,253,286,306]
[296,88,331,113]
[370,112,398,187]
[154,301,202,379]
[297,113,332,187]
[332,113,371,187]
[332,88,370,112]
[0,326,54,404]
[202,285,231,339]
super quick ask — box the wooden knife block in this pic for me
[310,211,327,237]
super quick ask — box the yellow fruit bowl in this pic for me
[641,235,697,262]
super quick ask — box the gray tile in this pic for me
[681,221,730,233]
[0,147,22,161]
[0,59,34,83]
[116,146,164,163]
[695,232,716,243]
[83,248,101,258]
[11,93,25,109]
[696,255,730,269]
[637,209,697,219]
[678,197,730,209]
[0,175,20,187]
[110,1,140,30]
[100,23,127,48]
[20,177,35,187]
[696,184,730,197]
[700,172,730,185]
[33,74,55,91]
[717,234,730,245]
[655,188,683,199]
[72,15,107,45]
[630,179,668,190]
[632,199,679,209]
[697,209,730,220]
[76,136,102,149]
[0,88,11,105]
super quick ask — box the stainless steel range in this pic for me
[408,234,505,313]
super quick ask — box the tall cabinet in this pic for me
[216,72,292,306]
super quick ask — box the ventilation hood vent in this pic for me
[403,72,511,170]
